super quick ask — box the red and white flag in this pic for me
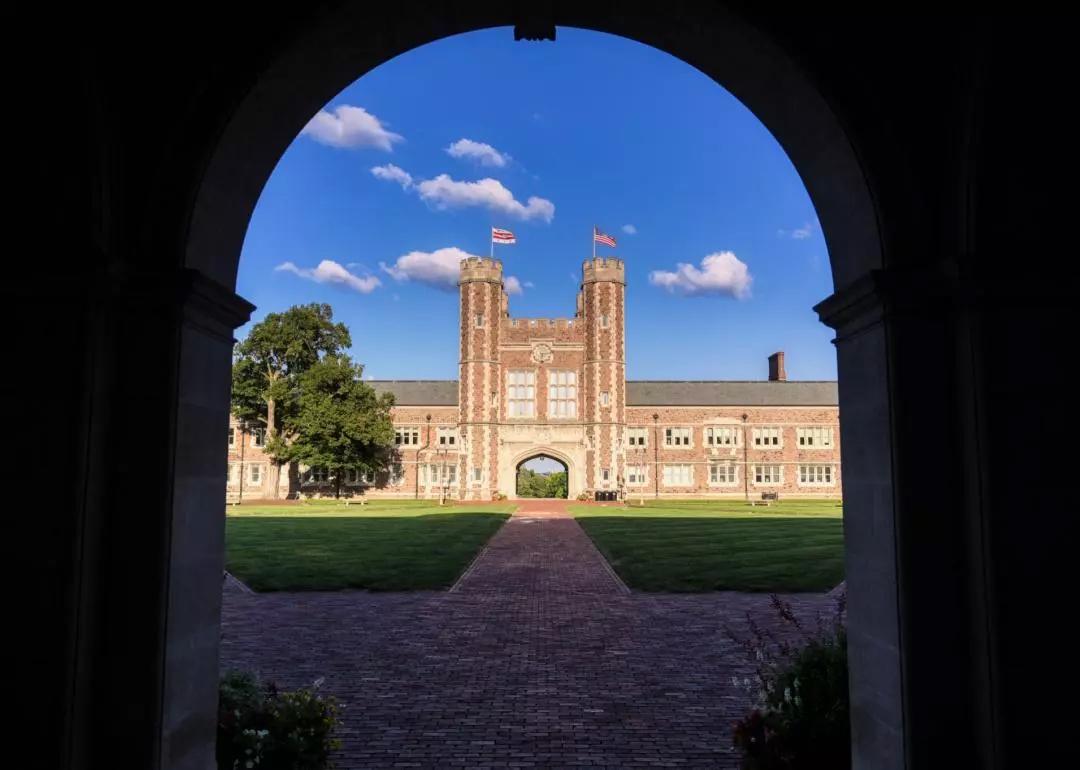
[593,226,617,248]
[491,227,516,245]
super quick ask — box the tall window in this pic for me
[390,464,404,486]
[427,464,457,484]
[798,464,834,485]
[251,427,265,448]
[395,427,420,446]
[472,467,483,483]
[626,465,647,485]
[437,427,457,446]
[249,464,263,484]
[627,428,648,447]
[305,467,328,483]
[752,427,782,448]
[547,370,577,417]
[709,463,737,484]
[599,314,610,328]
[797,426,834,448]
[508,370,535,417]
[475,313,484,328]
[663,464,693,486]
[599,391,610,407]
[664,427,691,447]
[601,468,611,484]
[754,464,782,484]
[227,427,235,447]
[706,426,738,446]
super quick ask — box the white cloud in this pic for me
[648,251,753,299]
[416,174,555,222]
[370,164,413,189]
[371,166,555,223]
[275,260,382,294]
[301,105,403,151]
[379,247,478,291]
[446,138,510,168]
[523,281,535,288]
[622,224,637,235]
[504,276,524,295]
[779,221,815,239]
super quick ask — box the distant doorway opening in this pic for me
[516,455,569,499]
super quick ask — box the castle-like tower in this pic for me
[459,257,506,500]
[579,258,627,494]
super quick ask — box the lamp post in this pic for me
[741,413,750,503]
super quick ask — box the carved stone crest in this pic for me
[531,343,554,364]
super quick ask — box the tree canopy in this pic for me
[287,355,396,496]
[231,303,351,456]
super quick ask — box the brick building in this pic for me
[227,256,841,501]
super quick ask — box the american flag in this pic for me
[491,227,516,244]
[593,227,617,248]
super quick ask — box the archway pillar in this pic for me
[67,269,253,770]
[817,266,998,770]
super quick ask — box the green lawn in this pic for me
[225,500,513,591]
[573,499,844,593]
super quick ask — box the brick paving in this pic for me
[221,500,838,768]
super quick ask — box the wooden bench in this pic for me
[750,491,779,507]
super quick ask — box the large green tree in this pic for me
[231,304,351,497]
[287,355,396,498]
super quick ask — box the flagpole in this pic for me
[592,226,596,260]
[490,227,494,259]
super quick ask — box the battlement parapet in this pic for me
[581,257,626,284]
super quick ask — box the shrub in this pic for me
[491,491,508,501]
[576,490,592,501]
[728,593,849,770]
[218,670,342,770]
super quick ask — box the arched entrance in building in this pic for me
[515,453,570,499]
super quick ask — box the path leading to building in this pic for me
[221,499,835,768]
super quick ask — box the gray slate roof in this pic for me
[369,379,837,407]
[626,381,838,406]
[368,380,459,406]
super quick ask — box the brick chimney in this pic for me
[768,351,787,382]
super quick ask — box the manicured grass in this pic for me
[572,499,844,593]
[225,500,513,591]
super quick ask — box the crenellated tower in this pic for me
[459,258,506,500]
[579,257,627,492]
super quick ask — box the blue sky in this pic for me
[238,27,836,381]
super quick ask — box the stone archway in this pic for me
[56,8,1041,770]
[174,15,898,769]
[508,448,579,500]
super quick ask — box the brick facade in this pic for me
[228,257,841,501]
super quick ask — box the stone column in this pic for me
[816,266,1001,770]
[63,269,253,770]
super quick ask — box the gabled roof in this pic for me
[368,379,838,407]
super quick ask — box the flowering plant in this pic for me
[218,671,342,770]
[727,592,849,769]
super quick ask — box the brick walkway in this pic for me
[221,500,837,768]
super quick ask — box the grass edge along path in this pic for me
[572,499,844,593]
[225,500,514,592]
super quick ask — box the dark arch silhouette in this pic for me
[31,9,1068,770]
